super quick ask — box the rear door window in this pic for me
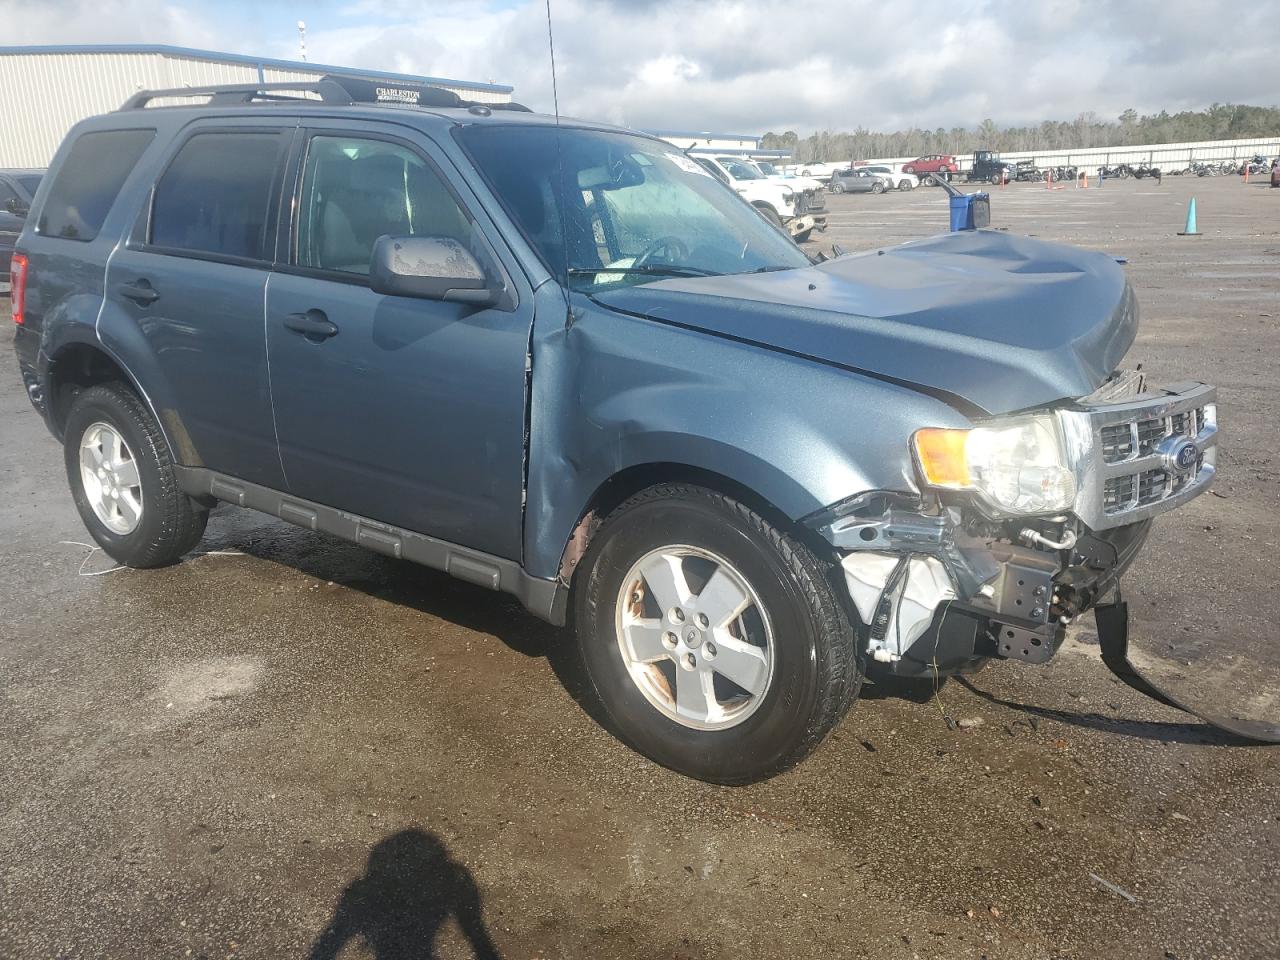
[150,131,287,262]
[36,129,154,241]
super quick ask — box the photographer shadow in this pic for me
[309,828,502,960]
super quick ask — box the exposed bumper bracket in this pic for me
[1095,601,1280,743]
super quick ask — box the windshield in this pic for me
[17,175,42,194]
[458,125,810,292]
[757,162,778,176]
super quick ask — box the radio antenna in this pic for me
[544,0,573,319]
[545,0,562,124]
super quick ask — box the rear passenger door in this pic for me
[264,123,531,561]
[105,120,293,488]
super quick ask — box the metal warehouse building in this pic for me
[0,44,514,168]
[649,129,790,161]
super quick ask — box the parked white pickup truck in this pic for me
[753,161,826,194]
[694,156,820,242]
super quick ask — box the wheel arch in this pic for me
[46,339,139,436]
[44,335,198,469]
[554,458,840,590]
[751,199,783,220]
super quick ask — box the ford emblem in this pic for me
[1167,438,1199,473]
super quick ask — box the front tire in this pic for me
[754,203,784,228]
[898,179,913,191]
[64,382,208,568]
[871,181,885,194]
[573,485,862,784]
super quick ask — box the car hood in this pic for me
[590,229,1136,415]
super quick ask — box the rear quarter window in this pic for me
[36,129,154,241]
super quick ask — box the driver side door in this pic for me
[264,123,532,560]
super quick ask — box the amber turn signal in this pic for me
[911,428,972,489]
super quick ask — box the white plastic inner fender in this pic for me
[840,552,957,660]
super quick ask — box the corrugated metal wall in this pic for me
[0,50,511,168]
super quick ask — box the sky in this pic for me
[3,0,1277,135]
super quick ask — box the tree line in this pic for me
[762,104,1280,162]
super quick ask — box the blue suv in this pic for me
[10,77,1226,781]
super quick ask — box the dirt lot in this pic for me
[2,175,1278,960]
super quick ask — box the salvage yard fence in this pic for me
[857,136,1280,176]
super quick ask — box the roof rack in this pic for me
[120,74,531,113]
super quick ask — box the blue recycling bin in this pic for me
[949,191,991,231]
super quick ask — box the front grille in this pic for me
[1135,418,1166,455]
[1099,405,1207,465]
[1100,423,1134,461]
[1067,381,1218,530]
[793,191,826,215]
[1102,475,1134,511]
[1136,468,1168,504]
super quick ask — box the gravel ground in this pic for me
[1,174,1277,960]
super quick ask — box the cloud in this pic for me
[3,0,1276,133]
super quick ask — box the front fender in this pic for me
[523,289,973,580]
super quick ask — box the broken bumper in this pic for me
[815,503,1151,678]
[786,214,825,238]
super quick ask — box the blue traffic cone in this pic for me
[1178,197,1201,236]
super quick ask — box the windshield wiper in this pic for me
[568,265,723,279]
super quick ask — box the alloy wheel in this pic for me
[614,545,775,731]
[79,422,143,535]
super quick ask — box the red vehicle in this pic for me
[901,154,959,181]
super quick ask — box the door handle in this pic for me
[283,310,339,341]
[117,280,160,305]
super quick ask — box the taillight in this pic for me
[10,253,28,326]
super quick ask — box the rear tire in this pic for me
[573,485,862,784]
[63,382,208,568]
[898,179,913,191]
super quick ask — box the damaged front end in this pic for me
[813,496,1150,677]
[807,374,1218,679]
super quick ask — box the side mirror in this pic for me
[4,197,29,217]
[369,236,500,306]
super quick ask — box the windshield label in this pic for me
[666,154,712,177]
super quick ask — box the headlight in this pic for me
[912,414,1077,515]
